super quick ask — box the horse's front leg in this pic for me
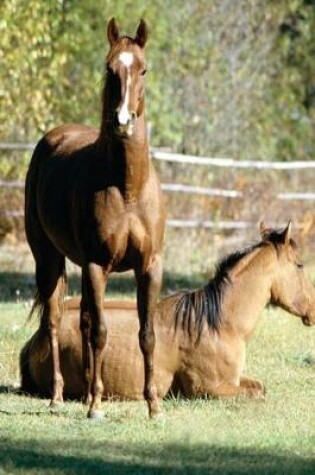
[79,292,93,405]
[83,262,107,419]
[135,254,163,418]
[212,379,265,399]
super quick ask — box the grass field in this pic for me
[0,294,314,474]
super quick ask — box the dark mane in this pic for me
[173,241,268,344]
[261,228,297,252]
[172,226,292,344]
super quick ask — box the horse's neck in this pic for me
[99,114,150,198]
[221,247,275,339]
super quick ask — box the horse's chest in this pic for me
[93,189,151,264]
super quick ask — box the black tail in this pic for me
[27,266,67,324]
[28,289,44,323]
[19,337,39,395]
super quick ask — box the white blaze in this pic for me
[118,52,134,126]
[119,52,134,68]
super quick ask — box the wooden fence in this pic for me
[1,143,315,230]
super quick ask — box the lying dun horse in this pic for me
[24,19,165,418]
[21,224,314,400]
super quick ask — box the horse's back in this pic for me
[20,298,176,400]
[64,297,138,313]
[25,124,100,263]
[20,300,142,399]
[26,124,99,193]
[44,124,99,157]
[33,124,98,157]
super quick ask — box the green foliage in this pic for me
[1,0,314,159]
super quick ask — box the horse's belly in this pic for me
[38,206,82,265]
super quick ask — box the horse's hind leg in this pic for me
[135,254,163,418]
[33,247,66,408]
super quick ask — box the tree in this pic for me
[1,0,314,160]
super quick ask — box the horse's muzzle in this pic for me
[115,112,136,137]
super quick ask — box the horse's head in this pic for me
[262,222,315,326]
[104,18,148,137]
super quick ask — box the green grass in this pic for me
[0,301,314,474]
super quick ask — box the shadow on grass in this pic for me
[0,436,313,475]
[0,271,206,302]
[0,385,21,395]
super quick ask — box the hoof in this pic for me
[82,395,92,406]
[250,387,266,400]
[148,402,163,419]
[49,401,64,413]
[150,410,164,422]
[87,409,104,420]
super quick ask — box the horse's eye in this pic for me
[296,262,303,269]
[140,68,147,76]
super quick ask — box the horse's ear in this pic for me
[282,221,292,245]
[107,18,120,46]
[135,19,148,47]
[259,221,267,238]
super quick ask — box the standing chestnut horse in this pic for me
[25,19,165,419]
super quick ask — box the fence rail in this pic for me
[0,143,36,151]
[151,149,315,170]
[2,179,315,202]
[1,142,315,170]
[2,211,305,231]
[1,143,314,230]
